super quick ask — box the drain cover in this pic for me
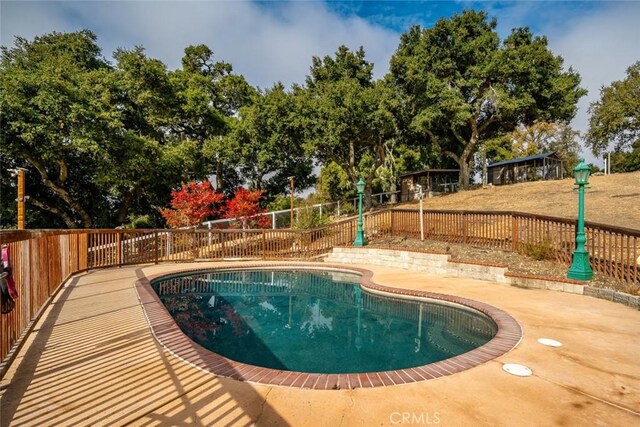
[538,338,562,347]
[502,363,532,377]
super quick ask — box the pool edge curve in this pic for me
[134,262,523,390]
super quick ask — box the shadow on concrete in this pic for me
[0,266,289,426]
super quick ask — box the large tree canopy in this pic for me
[302,46,395,207]
[0,31,112,227]
[0,31,251,228]
[586,61,640,159]
[389,11,586,187]
[221,83,314,200]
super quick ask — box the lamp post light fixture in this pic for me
[353,178,367,247]
[567,159,593,281]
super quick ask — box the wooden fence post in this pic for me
[192,228,197,260]
[154,231,159,264]
[511,214,519,253]
[116,232,122,267]
[221,232,226,259]
[462,213,468,244]
[262,230,266,259]
[390,209,395,237]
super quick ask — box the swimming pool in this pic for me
[148,266,514,381]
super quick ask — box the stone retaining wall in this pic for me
[325,246,639,310]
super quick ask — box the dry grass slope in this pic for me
[404,171,640,230]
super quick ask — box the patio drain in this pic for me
[502,363,532,377]
[537,338,562,347]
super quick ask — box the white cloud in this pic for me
[547,1,640,164]
[1,1,399,88]
[3,0,637,168]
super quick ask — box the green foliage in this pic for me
[124,214,154,229]
[316,162,355,203]
[609,140,640,172]
[0,32,250,228]
[338,202,355,216]
[389,11,586,187]
[0,30,111,227]
[524,237,555,261]
[294,204,330,229]
[265,194,306,212]
[301,46,395,208]
[587,61,640,166]
[222,83,314,199]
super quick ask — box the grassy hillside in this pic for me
[402,171,640,230]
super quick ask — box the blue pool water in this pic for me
[152,269,497,374]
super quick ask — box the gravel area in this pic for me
[370,236,640,296]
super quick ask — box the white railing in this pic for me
[201,191,401,230]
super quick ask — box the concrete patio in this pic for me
[1,261,639,426]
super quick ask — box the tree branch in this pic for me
[29,197,78,229]
[56,159,69,184]
[451,125,467,146]
[444,150,460,163]
[367,142,386,181]
[26,156,93,227]
[478,115,497,134]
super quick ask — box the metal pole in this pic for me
[17,170,26,229]
[420,197,424,241]
[568,161,593,281]
[608,152,611,174]
[353,179,367,246]
[272,212,276,229]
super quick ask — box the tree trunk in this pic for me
[389,181,397,204]
[116,191,134,225]
[481,145,487,187]
[364,185,373,210]
[459,162,472,189]
[215,160,224,193]
[28,157,93,227]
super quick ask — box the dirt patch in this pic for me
[370,236,640,296]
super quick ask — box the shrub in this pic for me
[339,202,355,216]
[524,237,555,261]
[123,214,154,229]
[294,205,330,229]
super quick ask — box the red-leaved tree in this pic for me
[161,181,224,228]
[224,188,270,229]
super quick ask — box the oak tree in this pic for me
[389,11,586,187]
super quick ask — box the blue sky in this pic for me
[2,1,639,165]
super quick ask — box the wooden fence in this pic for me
[1,208,638,371]
[391,209,640,284]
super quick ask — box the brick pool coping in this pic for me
[134,262,523,390]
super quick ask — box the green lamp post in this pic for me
[567,159,593,281]
[353,178,367,247]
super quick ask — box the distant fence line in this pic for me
[1,208,639,373]
[202,190,400,229]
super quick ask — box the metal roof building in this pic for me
[487,152,563,185]
[399,168,460,200]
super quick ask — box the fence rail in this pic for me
[1,208,638,371]
[391,209,640,286]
